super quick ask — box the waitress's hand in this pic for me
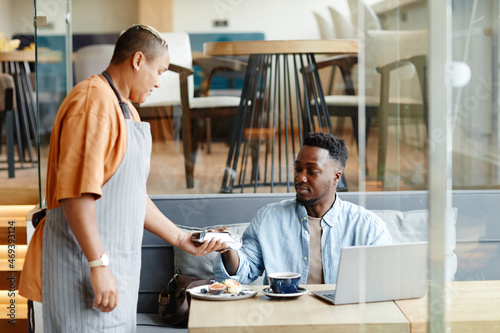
[90,266,119,312]
[178,232,227,256]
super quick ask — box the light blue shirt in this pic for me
[213,194,392,284]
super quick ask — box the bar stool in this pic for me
[0,73,17,178]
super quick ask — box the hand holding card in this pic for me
[191,230,242,250]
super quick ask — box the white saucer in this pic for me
[189,285,258,301]
[262,287,308,299]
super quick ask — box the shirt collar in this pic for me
[296,192,339,226]
[322,192,340,227]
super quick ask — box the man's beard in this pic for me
[296,195,320,206]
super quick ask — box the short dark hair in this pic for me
[303,132,348,168]
[111,24,168,65]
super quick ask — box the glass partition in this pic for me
[447,0,500,331]
[450,0,500,279]
[33,0,71,205]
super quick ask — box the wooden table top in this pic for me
[0,51,35,62]
[188,284,409,333]
[204,39,358,56]
[395,280,500,333]
[0,50,62,63]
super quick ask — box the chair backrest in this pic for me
[328,6,355,39]
[347,0,382,37]
[140,32,194,107]
[373,208,457,280]
[365,29,428,101]
[0,74,16,112]
[73,44,115,84]
[314,12,335,39]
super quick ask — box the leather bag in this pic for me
[158,274,212,327]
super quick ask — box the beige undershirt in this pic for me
[306,216,324,284]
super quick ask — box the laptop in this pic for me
[313,242,428,305]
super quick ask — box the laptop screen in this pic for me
[332,242,428,304]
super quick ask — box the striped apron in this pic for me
[42,104,152,331]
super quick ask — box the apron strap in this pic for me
[28,300,35,333]
[102,71,131,119]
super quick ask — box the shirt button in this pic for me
[304,230,308,235]
[304,257,308,260]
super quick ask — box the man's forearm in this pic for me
[221,250,240,276]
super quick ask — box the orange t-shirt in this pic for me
[19,75,140,302]
[47,74,140,208]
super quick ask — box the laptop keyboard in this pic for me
[323,293,336,301]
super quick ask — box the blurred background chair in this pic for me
[324,6,357,114]
[192,56,246,154]
[347,0,382,37]
[137,33,192,148]
[141,32,245,188]
[0,74,17,178]
[309,30,428,186]
[73,44,115,84]
[314,12,335,39]
[376,54,427,184]
[328,6,355,40]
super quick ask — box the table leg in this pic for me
[6,109,15,178]
[5,61,37,165]
[221,54,259,192]
[221,53,347,193]
[17,61,37,164]
[20,61,38,145]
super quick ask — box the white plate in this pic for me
[262,287,308,299]
[188,285,258,301]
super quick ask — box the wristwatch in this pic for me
[88,253,110,268]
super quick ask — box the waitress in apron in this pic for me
[19,24,226,332]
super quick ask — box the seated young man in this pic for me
[214,132,392,284]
